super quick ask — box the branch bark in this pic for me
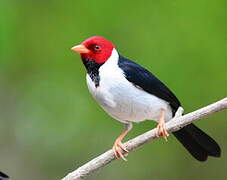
[62,98,227,180]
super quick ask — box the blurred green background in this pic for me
[0,0,227,179]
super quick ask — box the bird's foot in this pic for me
[156,121,169,141]
[112,140,128,161]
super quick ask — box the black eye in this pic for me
[94,45,101,51]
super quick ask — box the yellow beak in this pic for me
[71,44,90,54]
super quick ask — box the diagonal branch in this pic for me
[62,98,227,180]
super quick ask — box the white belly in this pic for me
[85,50,173,124]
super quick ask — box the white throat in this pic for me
[98,48,120,74]
[104,48,119,64]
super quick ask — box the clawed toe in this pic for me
[113,141,128,161]
[155,109,169,141]
[156,122,169,141]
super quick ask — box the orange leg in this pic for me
[155,109,169,141]
[112,123,132,161]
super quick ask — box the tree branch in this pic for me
[62,98,227,180]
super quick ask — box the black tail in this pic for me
[173,123,221,161]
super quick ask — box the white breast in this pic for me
[86,49,173,124]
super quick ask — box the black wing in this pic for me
[118,55,181,114]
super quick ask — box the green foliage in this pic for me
[0,0,226,179]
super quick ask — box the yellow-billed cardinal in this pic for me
[71,36,221,161]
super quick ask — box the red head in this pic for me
[71,36,115,64]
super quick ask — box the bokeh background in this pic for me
[0,0,227,179]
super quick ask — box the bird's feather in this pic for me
[118,55,221,161]
[118,55,181,114]
[173,124,221,161]
[0,171,9,180]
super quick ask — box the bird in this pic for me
[71,36,221,161]
[0,171,9,180]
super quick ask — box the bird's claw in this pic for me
[112,140,128,161]
[156,122,169,141]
